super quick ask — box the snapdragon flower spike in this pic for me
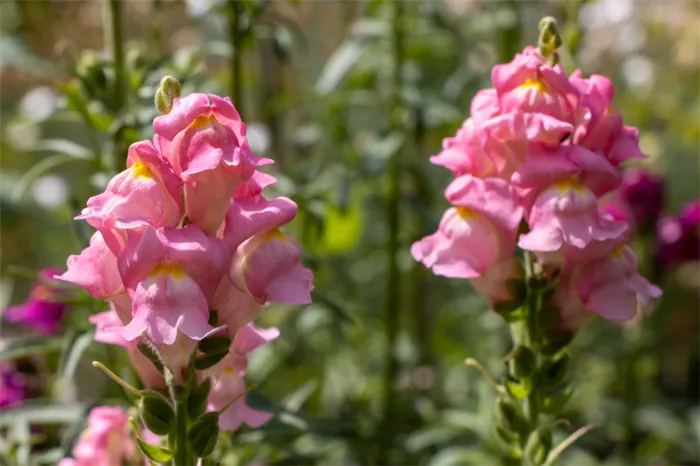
[77,140,182,255]
[556,245,661,322]
[58,406,135,466]
[117,226,228,345]
[4,267,68,335]
[153,93,271,235]
[412,175,523,279]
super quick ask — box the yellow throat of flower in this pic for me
[553,179,585,193]
[150,263,186,279]
[131,160,154,179]
[520,78,548,93]
[455,206,475,219]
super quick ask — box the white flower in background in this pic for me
[247,123,271,156]
[579,0,633,29]
[622,55,654,90]
[20,87,58,122]
[32,174,68,209]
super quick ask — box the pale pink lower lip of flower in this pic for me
[56,231,124,299]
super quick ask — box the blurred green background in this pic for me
[0,0,698,465]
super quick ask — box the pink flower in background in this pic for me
[4,267,68,335]
[0,362,28,408]
[59,406,135,466]
[656,200,700,271]
[413,45,660,324]
[620,168,665,231]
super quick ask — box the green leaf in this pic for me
[428,447,499,466]
[60,331,95,382]
[0,336,64,361]
[11,155,87,202]
[316,41,366,95]
[27,139,92,160]
[198,337,231,355]
[136,438,173,463]
[282,380,317,412]
[0,403,85,427]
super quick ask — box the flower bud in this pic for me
[138,391,175,435]
[154,75,182,115]
[187,412,220,458]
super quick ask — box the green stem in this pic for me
[173,398,193,466]
[379,0,404,463]
[228,0,244,117]
[103,0,127,173]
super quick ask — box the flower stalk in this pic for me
[379,0,405,462]
[227,0,244,117]
[102,0,127,173]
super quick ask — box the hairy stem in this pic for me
[173,398,193,466]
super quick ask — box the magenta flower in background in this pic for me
[621,168,665,232]
[4,267,68,335]
[656,200,700,272]
[0,362,28,408]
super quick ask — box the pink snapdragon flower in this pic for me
[117,226,227,345]
[77,141,182,254]
[518,178,627,253]
[59,232,123,298]
[412,175,522,279]
[4,267,68,335]
[58,406,135,466]
[555,245,661,322]
[153,94,269,235]
[491,46,579,125]
[413,45,659,324]
[60,83,310,440]
[204,324,278,431]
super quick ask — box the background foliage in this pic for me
[0,1,698,465]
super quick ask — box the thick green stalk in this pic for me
[103,0,127,173]
[379,0,405,463]
[173,399,193,466]
[227,0,244,117]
